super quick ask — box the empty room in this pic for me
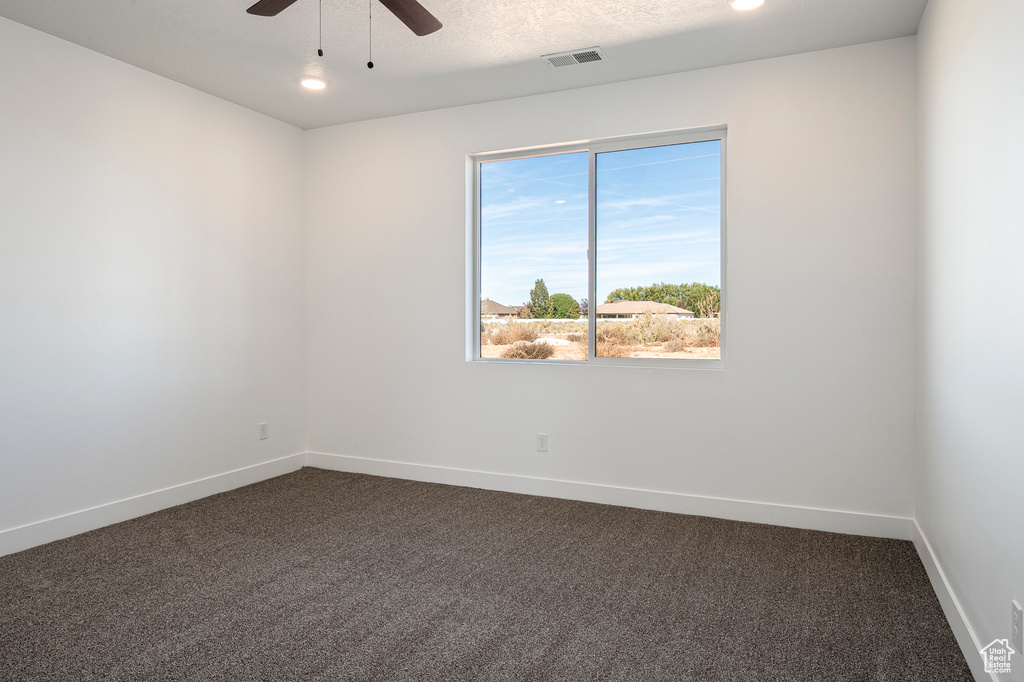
[0,0,1020,680]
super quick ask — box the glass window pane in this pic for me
[595,140,722,359]
[479,152,588,361]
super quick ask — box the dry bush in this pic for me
[696,289,720,319]
[662,320,720,350]
[597,322,629,343]
[489,321,539,345]
[500,341,555,359]
[689,322,720,348]
[628,312,676,344]
[596,325,634,356]
[663,337,689,352]
[596,339,634,357]
[565,320,588,334]
[594,316,720,354]
[533,320,556,334]
[560,330,588,353]
[597,313,678,345]
[598,323,634,358]
[624,313,655,344]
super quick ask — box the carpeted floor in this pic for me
[0,468,972,681]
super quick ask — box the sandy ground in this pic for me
[480,340,719,361]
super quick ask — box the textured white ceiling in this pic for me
[0,0,927,129]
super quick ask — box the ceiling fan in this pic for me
[246,0,442,37]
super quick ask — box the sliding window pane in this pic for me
[479,152,588,361]
[595,140,722,359]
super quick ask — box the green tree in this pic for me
[529,279,551,318]
[605,281,720,317]
[677,282,721,317]
[605,282,684,306]
[549,293,581,319]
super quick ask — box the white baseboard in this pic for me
[913,520,992,682]
[3,450,981,678]
[0,453,307,557]
[305,452,914,540]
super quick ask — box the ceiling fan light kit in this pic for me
[729,0,765,10]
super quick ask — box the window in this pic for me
[472,128,725,366]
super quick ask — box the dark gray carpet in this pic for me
[0,468,971,681]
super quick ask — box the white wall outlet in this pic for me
[258,422,268,440]
[536,433,548,452]
[1012,599,1022,653]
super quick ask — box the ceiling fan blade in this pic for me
[377,0,442,36]
[246,0,301,17]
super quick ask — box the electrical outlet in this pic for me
[258,422,268,440]
[1013,600,1022,653]
[536,433,548,452]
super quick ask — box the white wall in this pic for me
[304,38,918,534]
[0,17,306,549]
[917,0,1024,676]
[3,6,1015,669]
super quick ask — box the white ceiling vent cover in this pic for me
[541,47,606,68]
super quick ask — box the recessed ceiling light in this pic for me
[729,0,764,9]
[300,78,326,90]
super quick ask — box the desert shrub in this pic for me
[689,322,720,347]
[500,341,555,359]
[660,320,720,349]
[597,313,677,345]
[533,319,582,334]
[594,316,719,354]
[562,320,587,336]
[597,321,629,343]
[664,337,689,352]
[596,338,634,357]
[596,324,633,356]
[564,332,588,351]
[629,312,676,344]
[490,321,538,345]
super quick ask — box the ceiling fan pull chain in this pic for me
[367,0,374,69]
[317,0,324,57]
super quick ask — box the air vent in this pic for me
[541,47,606,68]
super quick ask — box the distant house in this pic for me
[596,301,695,319]
[480,298,520,319]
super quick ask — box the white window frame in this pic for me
[468,126,727,369]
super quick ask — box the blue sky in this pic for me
[480,140,721,307]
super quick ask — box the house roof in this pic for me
[481,299,519,316]
[596,301,693,316]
